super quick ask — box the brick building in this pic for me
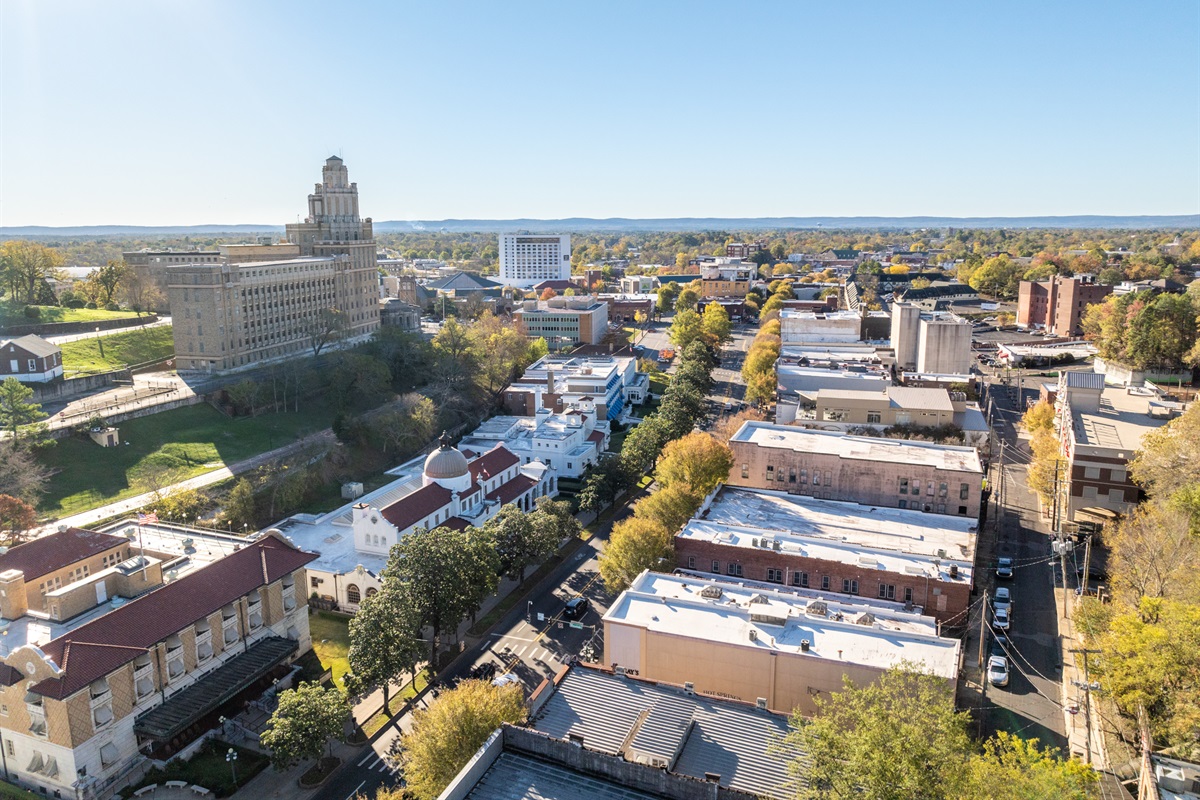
[674,487,976,623]
[1,335,62,383]
[725,421,984,518]
[1017,275,1112,337]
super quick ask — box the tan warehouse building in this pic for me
[169,157,380,372]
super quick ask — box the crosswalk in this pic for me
[357,750,400,775]
[498,642,558,665]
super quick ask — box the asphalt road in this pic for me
[975,379,1069,751]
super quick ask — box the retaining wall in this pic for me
[0,313,159,337]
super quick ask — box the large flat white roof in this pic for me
[730,421,983,473]
[1069,387,1169,453]
[696,486,975,569]
[604,572,960,678]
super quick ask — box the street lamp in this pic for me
[225,748,238,788]
[96,327,104,359]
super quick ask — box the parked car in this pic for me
[995,557,1013,580]
[992,606,1011,631]
[990,632,1010,658]
[467,662,497,681]
[563,596,589,621]
[987,654,1010,687]
[993,587,1012,613]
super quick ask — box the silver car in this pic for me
[988,654,1010,687]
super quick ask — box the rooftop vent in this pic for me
[853,612,876,626]
[756,697,768,710]
[683,682,694,695]
[567,733,584,747]
[749,630,758,642]
[800,639,811,652]
[748,593,770,605]
[807,601,829,617]
[949,564,959,579]
[699,584,723,599]
[704,773,722,784]
[613,666,626,677]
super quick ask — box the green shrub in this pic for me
[85,301,98,309]
[65,298,86,308]
[104,302,120,311]
[22,306,40,319]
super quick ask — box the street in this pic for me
[974,378,1068,751]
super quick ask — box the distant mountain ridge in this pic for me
[3,214,1197,237]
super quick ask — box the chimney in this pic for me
[0,570,28,620]
[800,639,810,652]
[546,370,555,393]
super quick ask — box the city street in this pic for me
[974,378,1068,751]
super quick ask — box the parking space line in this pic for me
[357,752,374,767]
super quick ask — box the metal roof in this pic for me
[466,751,662,800]
[533,667,799,798]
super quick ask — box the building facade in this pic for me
[499,234,572,288]
[168,157,380,372]
[725,421,984,518]
[0,534,315,799]
[1017,275,1112,337]
[890,304,972,375]
[603,572,960,716]
[1,335,63,383]
[514,298,608,348]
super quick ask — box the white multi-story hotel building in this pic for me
[499,234,572,288]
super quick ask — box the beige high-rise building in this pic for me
[168,157,380,372]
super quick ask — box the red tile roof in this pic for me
[487,475,537,507]
[441,516,473,532]
[30,535,316,700]
[0,528,126,582]
[469,445,519,482]
[380,483,451,533]
[587,430,606,444]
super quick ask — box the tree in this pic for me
[675,286,700,312]
[1130,402,1200,502]
[655,432,733,496]
[701,302,732,345]
[0,495,37,545]
[598,517,673,594]
[539,287,556,301]
[959,732,1097,800]
[304,308,349,356]
[384,526,499,666]
[529,496,582,544]
[1022,400,1055,434]
[348,585,425,713]
[784,663,972,800]
[431,317,477,392]
[968,255,1024,299]
[260,682,350,768]
[1026,429,1062,508]
[0,241,64,304]
[118,265,163,315]
[633,482,701,534]
[1107,504,1200,607]
[400,680,525,800]
[668,308,705,350]
[0,444,50,504]
[0,377,47,449]
[485,503,559,583]
[224,478,257,529]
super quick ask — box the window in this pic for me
[766,465,775,481]
[727,563,743,577]
[939,483,948,497]
[842,579,859,595]
[310,576,322,588]
[1083,466,1101,480]
[813,472,821,486]
[904,587,913,603]
[958,505,968,515]
[867,411,881,424]
[711,560,720,573]
[27,359,36,371]
[879,584,896,600]
[740,462,749,478]
[899,478,909,495]
[792,571,808,587]
[898,499,908,509]
[788,468,796,484]
[766,568,783,583]
[821,576,830,590]
[927,481,935,496]
[960,482,970,499]
[346,584,361,604]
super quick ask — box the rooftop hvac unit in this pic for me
[752,538,760,548]
[949,564,959,579]
[749,630,758,642]
[756,697,769,710]
[773,540,782,551]
[684,682,694,694]
[614,666,626,677]
[800,639,811,652]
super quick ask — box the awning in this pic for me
[1076,506,1120,522]
[134,637,297,742]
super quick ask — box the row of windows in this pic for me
[689,557,915,602]
[899,479,971,500]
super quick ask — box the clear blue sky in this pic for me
[2,0,1198,226]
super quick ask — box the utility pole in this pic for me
[1081,532,1092,598]
[1053,459,1071,617]
[978,590,988,668]
[1070,648,1101,765]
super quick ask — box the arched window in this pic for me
[346,584,361,605]
[365,587,378,599]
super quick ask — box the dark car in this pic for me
[467,662,497,680]
[563,596,589,620]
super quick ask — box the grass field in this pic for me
[39,401,335,517]
[0,300,139,327]
[309,612,351,689]
[60,325,174,374]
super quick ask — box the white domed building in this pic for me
[273,432,556,612]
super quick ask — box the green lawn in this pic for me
[39,402,335,518]
[0,781,40,800]
[60,325,174,374]
[310,612,351,689]
[0,300,139,327]
[124,741,268,798]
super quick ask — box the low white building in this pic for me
[460,407,607,479]
[272,435,556,611]
[780,310,863,345]
[507,355,648,420]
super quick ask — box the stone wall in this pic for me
[1,314,158,337]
